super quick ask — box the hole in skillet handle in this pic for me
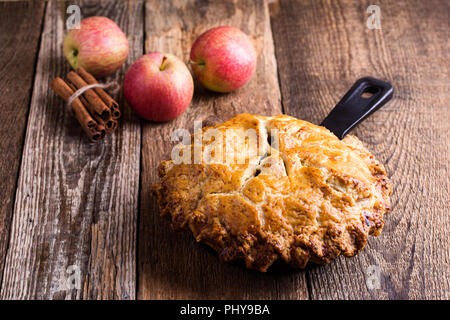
[320,77,393,139]
[361,86,379,99]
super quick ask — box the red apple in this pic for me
[63,16,129,78]
[190,26,257,93]
[123,53,194,122]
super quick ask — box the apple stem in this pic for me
[160,56,168,71]
[189,60,205,66]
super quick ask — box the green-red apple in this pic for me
[123,53,194,122]
[63,16,129,78]
[190,26,257,93]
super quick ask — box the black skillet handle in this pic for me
[320,77,393,139]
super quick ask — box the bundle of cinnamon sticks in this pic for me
[51,67,121,141]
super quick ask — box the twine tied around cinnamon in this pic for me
[66,81,120,115]
[51,67,122,142]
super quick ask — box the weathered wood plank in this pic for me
[270,0,449,299]
[0,0,46,288]
[138,0,309,299]
[0,0,143,299]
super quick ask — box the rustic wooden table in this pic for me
[0,0,448,300]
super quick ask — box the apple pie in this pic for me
[152,114,392,271]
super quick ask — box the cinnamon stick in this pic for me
[76,67,121,119]
[51,68,119,141]
[66,80,115,133]
[70,84,109,134]
[51,78,105,141]
[67,71,111,121]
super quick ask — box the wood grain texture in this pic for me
[0,0,45,288]
[0,0,143,300]
[138,0,310,299]
[270,0,449,299]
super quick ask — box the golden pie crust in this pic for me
[153,114,392,271]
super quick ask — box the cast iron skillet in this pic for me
[320,77,393,139]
